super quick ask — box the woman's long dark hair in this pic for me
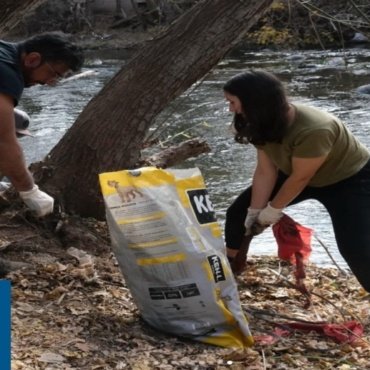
[224,70,290,145]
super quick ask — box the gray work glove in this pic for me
[244,208,262,235]
[19,185,54,217]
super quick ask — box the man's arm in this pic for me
[0,93,34,191]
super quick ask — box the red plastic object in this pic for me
[278,321,364,344]
[273,214,313,264]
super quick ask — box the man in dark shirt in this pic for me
[0,33,84,216]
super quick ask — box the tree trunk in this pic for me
[39,0,273,218]
[0,0,48,36]
[115,0,128,19]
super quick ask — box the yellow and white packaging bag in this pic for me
[99,167,253,348]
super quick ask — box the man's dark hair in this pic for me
[19,32,84,72]
[223,70,290,145]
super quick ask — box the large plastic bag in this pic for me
[99,167,253,348]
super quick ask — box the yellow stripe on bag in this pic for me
[117,211,166,224]
[200,288,254,348]
[124,168,175,188]
[176,176,205,207]
[209,223,222,238]
[128,237,178,249]
[201,260,213,281]
[201,258,232,281]
[200,330,254,348]
[136,253,186,266]
[99,167,176,195]
[214,287,239,324]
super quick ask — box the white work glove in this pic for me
[244,208,262,235]
[256,202,283,227]
[249,203,283,236]
[19,185,54,217]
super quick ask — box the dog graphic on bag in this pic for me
[107,180,143,203]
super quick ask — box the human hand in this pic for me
[250,202,283,235]
[244,208,261,235]
[19,185,54,216]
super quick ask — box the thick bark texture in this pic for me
[0,0,47,36]
[41,0,274,218]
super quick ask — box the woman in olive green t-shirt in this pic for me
[223,69,370,292]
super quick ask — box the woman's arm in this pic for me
[226,149,277,260]
[270,155,327,209]
[253,154,328,232]
[250,149,278,208]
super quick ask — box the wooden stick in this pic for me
[313,233,348,275]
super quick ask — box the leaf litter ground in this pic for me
[0,210,369,370]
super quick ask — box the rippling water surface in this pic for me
[18,46,370,268]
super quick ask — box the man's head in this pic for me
[14,108,32,138]
[19,33,84,87]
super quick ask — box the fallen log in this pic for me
[139,138,211,168]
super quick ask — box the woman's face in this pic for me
[224,92,243,114]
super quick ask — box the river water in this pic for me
[18,45,370,268]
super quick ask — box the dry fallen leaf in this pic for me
[38,352,66,363]
[5,208,369,370]
[223,347,260,361]
[74,342,91,352]
[45,286,68,300]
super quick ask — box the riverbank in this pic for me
[3,122,370,368]
[70,15,369,55]
[0,208,368,369]
[2,3,370,369]
[7,1,369,53]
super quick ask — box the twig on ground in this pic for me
[267,267,354,322]
[313,234,348,275]
[261,349,267,369]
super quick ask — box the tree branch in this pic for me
[139,138,211,168]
